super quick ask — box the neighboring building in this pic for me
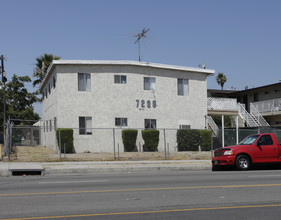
[207,81,281,126]
[40,60,215,152]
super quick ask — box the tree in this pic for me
[0,74,40,130]
[33,53,60,87]
[216,72,227,90]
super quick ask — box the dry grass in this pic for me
[10,146,212,162]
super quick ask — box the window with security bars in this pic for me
[79,117,92,135]
[115,118,128,127]
[114,75,127,84]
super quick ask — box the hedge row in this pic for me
[122,129,160,152]
[177,129,211,151]
[55,128,211,153]
[56,129,74,153]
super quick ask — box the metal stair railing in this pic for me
[250,103,270,127]
[238,103,260,127]
[207,116,219,136]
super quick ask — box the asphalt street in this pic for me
[1,169,281,219]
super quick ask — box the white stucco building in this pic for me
[40,60,215,153]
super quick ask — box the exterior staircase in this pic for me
[238,103,269,127]
[206,116,219,136]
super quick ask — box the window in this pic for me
[48,83,51,95]
[115,118,128,126]
[144,77,156,90]
[254,93,259,102]
[178,79,189,96]
[43,122,45,132]
[78,73,91,91]
[114,75,127,84]
[42,91,44,100]
[46,121,48,132]
[49,120,52,131]
[45,88,48,99]
[79,117,92,135]
[179,125,190,129]
[54,117,57,130]
[257,135,273,145]
[144,119,156,129]
[53,75,56,88]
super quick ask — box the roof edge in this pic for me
[41,60,216,90]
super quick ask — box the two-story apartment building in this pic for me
[40,60,215,152]
[208,81,281,126]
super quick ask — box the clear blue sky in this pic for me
[1,0,281,116]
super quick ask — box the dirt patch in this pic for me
[9,146,212,162]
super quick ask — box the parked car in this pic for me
[212,133,281,170]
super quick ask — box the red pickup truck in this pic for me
[212,133,281,170]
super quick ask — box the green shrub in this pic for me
[199,130,211,151]
[56,129,74,153]
[122,129,138,152]
[177,129,201,151]
[142,130,160,152]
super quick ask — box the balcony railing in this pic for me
[207,97,238,111]
[251,98,281,113]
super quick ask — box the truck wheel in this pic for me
[235,155,251,170]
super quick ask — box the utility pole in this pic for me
[1,55,7,153]
[135,28,150,61]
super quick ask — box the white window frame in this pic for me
[115,118,128,127]
[144,77,156,91]
[177,78,189,96]
[79,117,92,135]
[114,75,127,84]
[78,73,91,92]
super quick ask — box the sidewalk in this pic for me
[0,160,212,177]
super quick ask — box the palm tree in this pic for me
[216,72,227,90]
[33,53,60,87]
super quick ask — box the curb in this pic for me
[44,164,212,175]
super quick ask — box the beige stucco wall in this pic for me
[42,64,209,153]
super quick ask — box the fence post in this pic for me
[164,129,167,160]
[118,143,119,160]
[167,143,169,159]
[59,128,61,160]
[30,127,32,146]
[64,143,66,159]
[222,115,225,148]
[113,129,116,159]
[236,115,239,145]
[211,133,214,158]
[6,122,10,161]
[9,122,12,159]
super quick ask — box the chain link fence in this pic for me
[3,119,281,161]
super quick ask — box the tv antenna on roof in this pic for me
[135,28,150,61]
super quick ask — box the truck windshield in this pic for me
[239,135,260,145]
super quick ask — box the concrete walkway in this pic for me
[0,160,212,177]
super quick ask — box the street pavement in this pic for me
[0,160,211,177]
